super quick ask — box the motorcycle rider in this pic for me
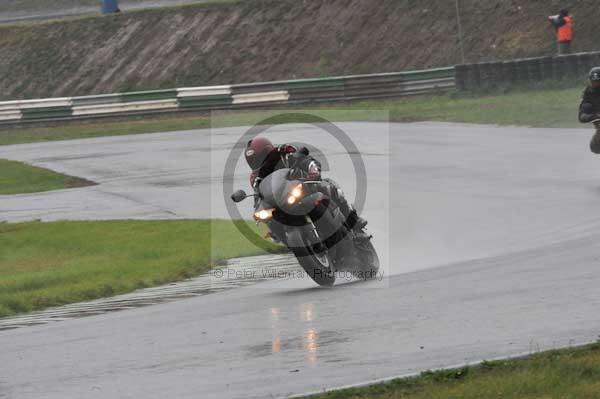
[579,67,600,153]
[244,136,367,231]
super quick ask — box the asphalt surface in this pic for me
[2,122,600,398]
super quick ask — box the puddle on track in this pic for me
[0,254,300,331]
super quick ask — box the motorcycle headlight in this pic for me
[291,184,303,198]
[287,184,303,205]
[254,208,275,221]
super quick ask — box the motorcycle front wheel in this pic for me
[292,235,336,287]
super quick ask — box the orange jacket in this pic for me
[558,16,573,42]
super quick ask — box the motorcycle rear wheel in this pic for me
[353,235,380,279]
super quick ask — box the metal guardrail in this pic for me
[0,67,455,125]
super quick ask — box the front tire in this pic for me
[292,238,336,287]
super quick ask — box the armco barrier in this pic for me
[177,86,233,109]
[4,51,599,125]
[0,67,455,125]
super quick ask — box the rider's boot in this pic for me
[345,208,368,231]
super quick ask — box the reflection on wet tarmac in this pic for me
[272,336,281,353]
[266,303,321,362]
[300,303,313,322]
[271,307,282,353]
[247,330,348,362]
[271,307,281,322]
[303,328,319,362]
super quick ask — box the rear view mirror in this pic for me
[231,190,248,203]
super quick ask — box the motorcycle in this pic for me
[231,168,379,286]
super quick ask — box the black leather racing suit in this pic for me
[579,85,600,153]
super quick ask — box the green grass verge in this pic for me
[0,159,94,194]
[0,220,280,318]
[0,84,588,146]
[309,341,600,399]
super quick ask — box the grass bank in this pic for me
[0,84,587,146]
[3,0,600,100]
[309,341,600,399]
[0,159,94,194]
[0,220,279,318]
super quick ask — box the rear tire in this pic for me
[354,236,380,279]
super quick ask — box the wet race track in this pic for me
[2,122,600,398]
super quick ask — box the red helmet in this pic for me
[245,136,275,170]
